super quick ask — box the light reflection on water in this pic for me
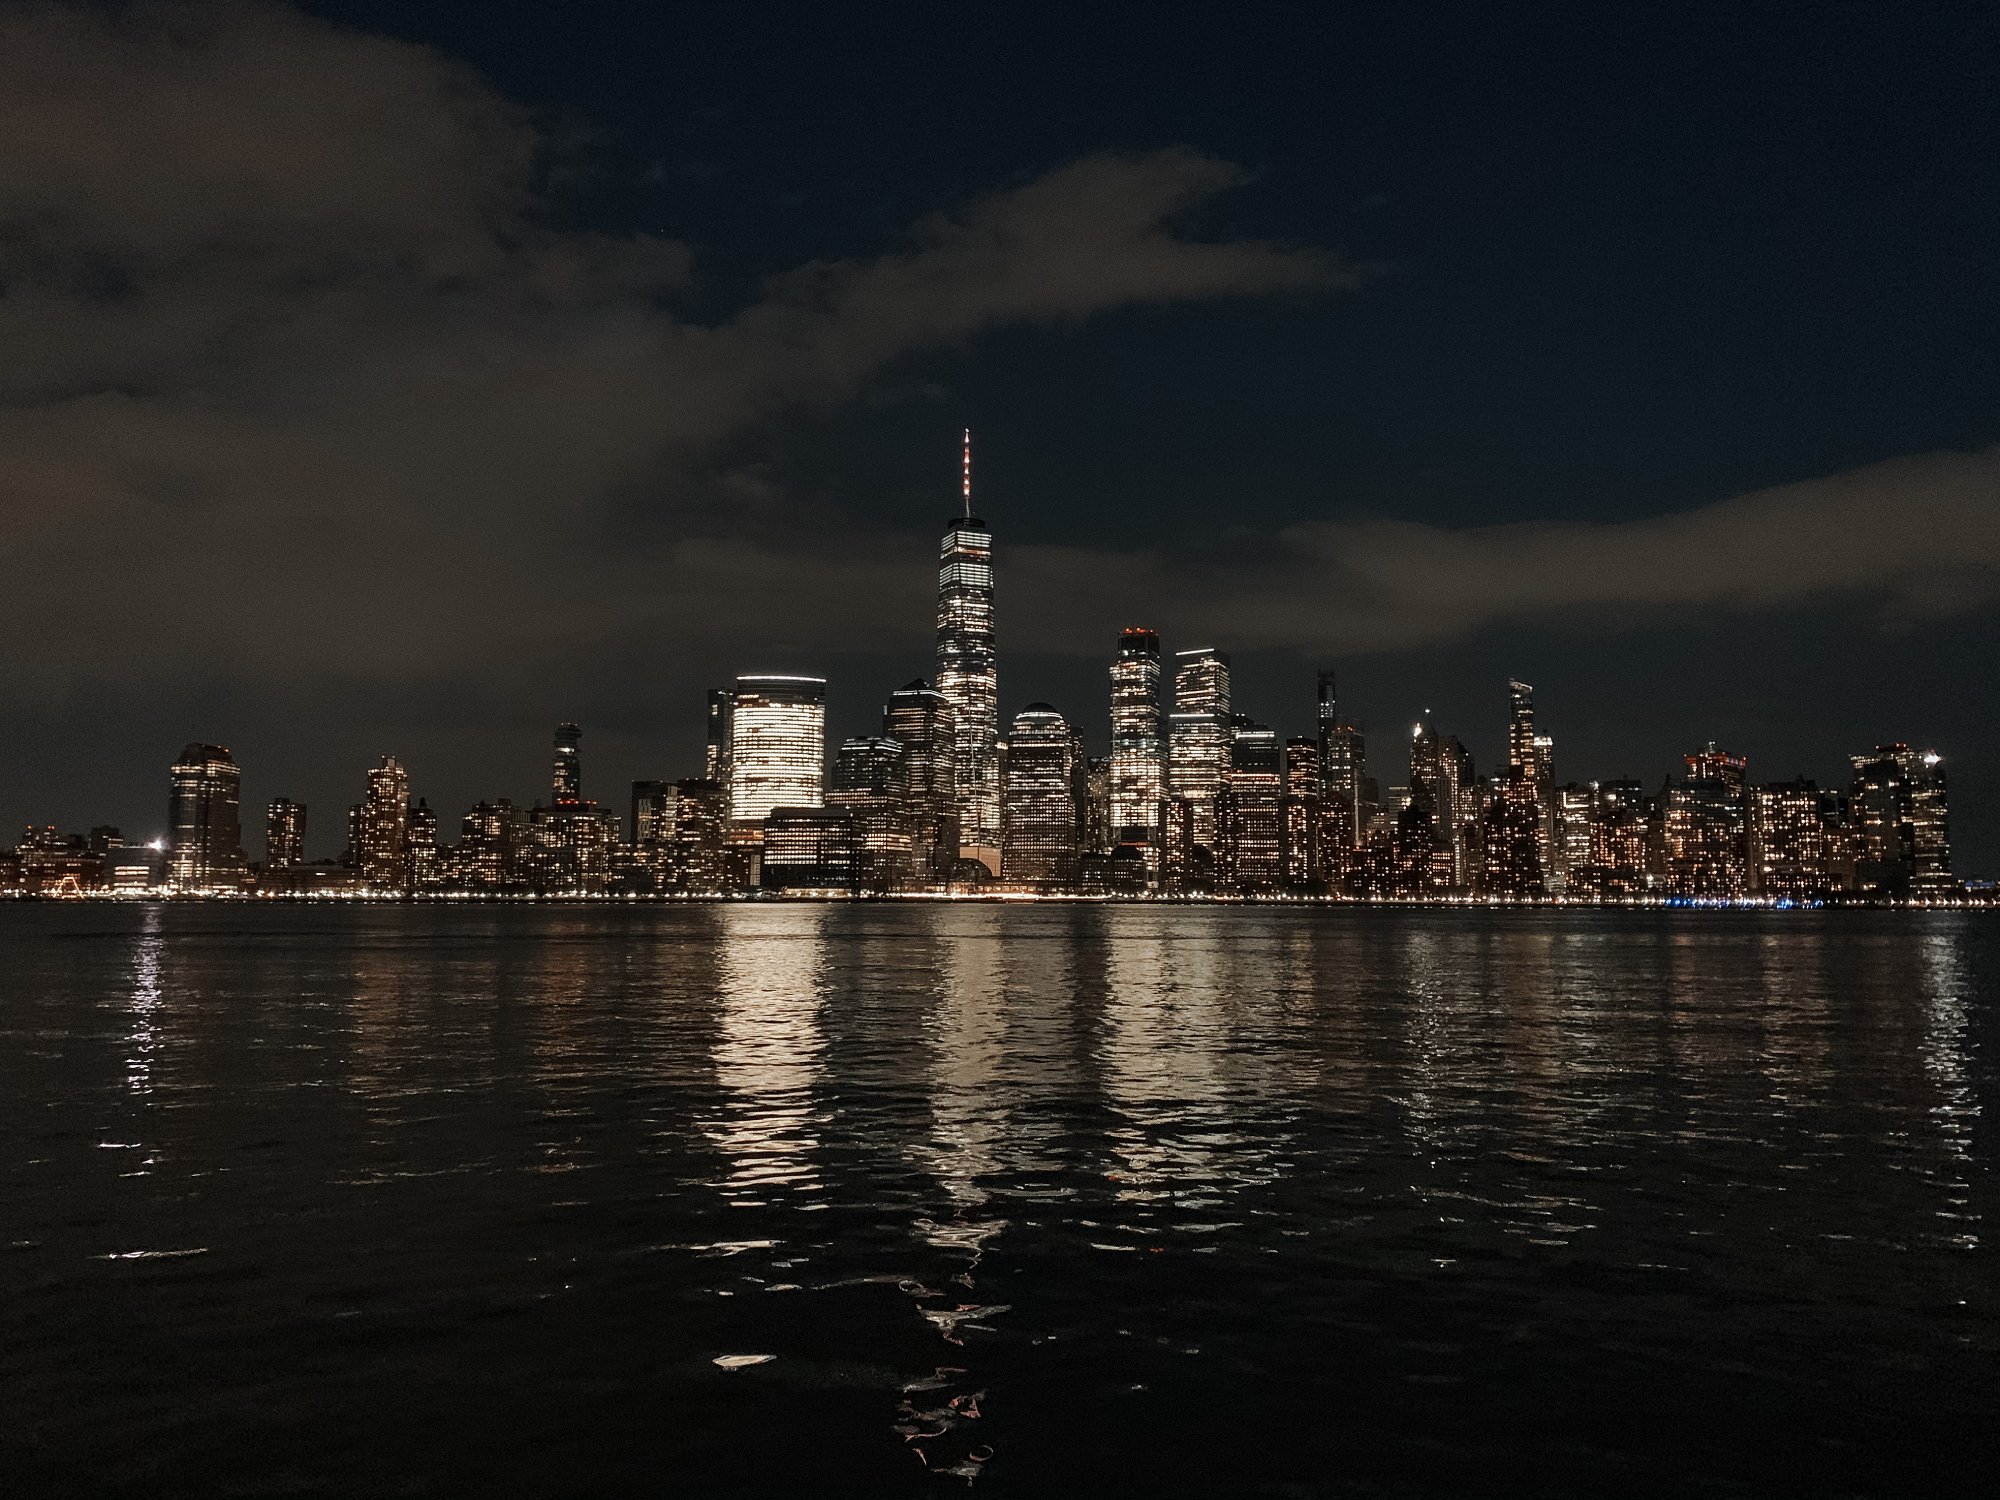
[0,903,1994,1496]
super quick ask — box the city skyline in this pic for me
[2,441,1972,899]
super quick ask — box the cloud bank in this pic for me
[1,0,1993,717]
[0,1,1340,692]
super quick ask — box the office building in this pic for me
[1215,719,1283,892]
[552,721,582,804]
[1849,745,1954,897]
[883,679,960,881]
[936,431,1001,866]
[358,756,410,893]
[727,675,826,831]
[761,806,861,892]
[631,780,674,848]
[265,798,306,870]
[168,743,245,894]
[1664,744,1749,898]
[829,735,910,887]
[1001,704,1083,887]
[1167,647,1232,849]
[1109,628,1166,846]
[1750,778,1830,900]
[667,778,729,892]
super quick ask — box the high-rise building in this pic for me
[727,675,826,831]
[829,736,909,887]
[358,756,410,892]
[1749,778,1830,900]
[1282,737,1321,888]
[1001,704,1083,887]
[936,431,1000,867]
[168,743,245,893]
[1320,720,1367,875]
[406,798,441,890]
[667,778,729,892]
[453,799,523,889]
[1849,744,1953,896]
[1664,744,1749,898]
[704,690,734,784]
[552,722,582,804]
[631,780,674,847]
[265,798,306,870]
[760,807,861,892]
[1507,679,1560,889]
[1215,719,1283,892]
[1109,628,1166,846]
[883,679,959,882]
[1167,648,1232,849]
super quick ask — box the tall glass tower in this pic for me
[727,675,827,830]
[1108,627,1165,844]
[936,431,1000,865]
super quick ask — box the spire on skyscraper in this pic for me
[961,427,972,518]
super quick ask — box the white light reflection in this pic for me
[703,905,829,1208]
[125,905,164,1097]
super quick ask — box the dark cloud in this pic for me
[0,1,1342,696]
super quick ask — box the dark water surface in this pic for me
[2,904,1994,1497]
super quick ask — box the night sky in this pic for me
[3,1,1996,871]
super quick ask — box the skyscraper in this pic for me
[1849,744,1953,896]
[168,743,244,893]
[1109,627,1166,846]
[552,722,582,804]
[1001,704,1083,887]
[1665,743,1749,898]
[1507,679,1560,890]
[406,798,440,890]
[265,797,306,870]
[1215,719,1283,892]
[1167,647,1232,849]
[883,678,959,881]
[704,689,734,783]
[358,756,410,892]
[829,735,909,887]
[727,675,826,831]
[1282,737,1321,888]
[936,431,1000,867]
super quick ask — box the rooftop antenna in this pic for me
[961,427,972,518]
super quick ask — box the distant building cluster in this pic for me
[0,437,1970,903]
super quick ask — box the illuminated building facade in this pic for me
[1109,628,1166,846]
[1167,648,1232,849]
[1507,680,1560,889]
[1215,719,1283,891]
[631,780,674,848]
[883,679,959,881]
[1483,771,1545,897]
[358,756,410,892]
[1664,743,1749,897]
[552,721,582,803]
[727,675,826,831]
[265,798,306,870]
[168,743,245,894]
[1849,744,1953,896]
[705,689,734,783]
[936,432,1001,865]
[760,806,861,891]
[1282,737,1321,887]
[1749,778,1830,899]
[1001,704,1083,887]
[667,778,728,892]
[406,798,440,889]
[829,736,909,888]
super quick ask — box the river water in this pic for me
[1,904,1993,1496]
